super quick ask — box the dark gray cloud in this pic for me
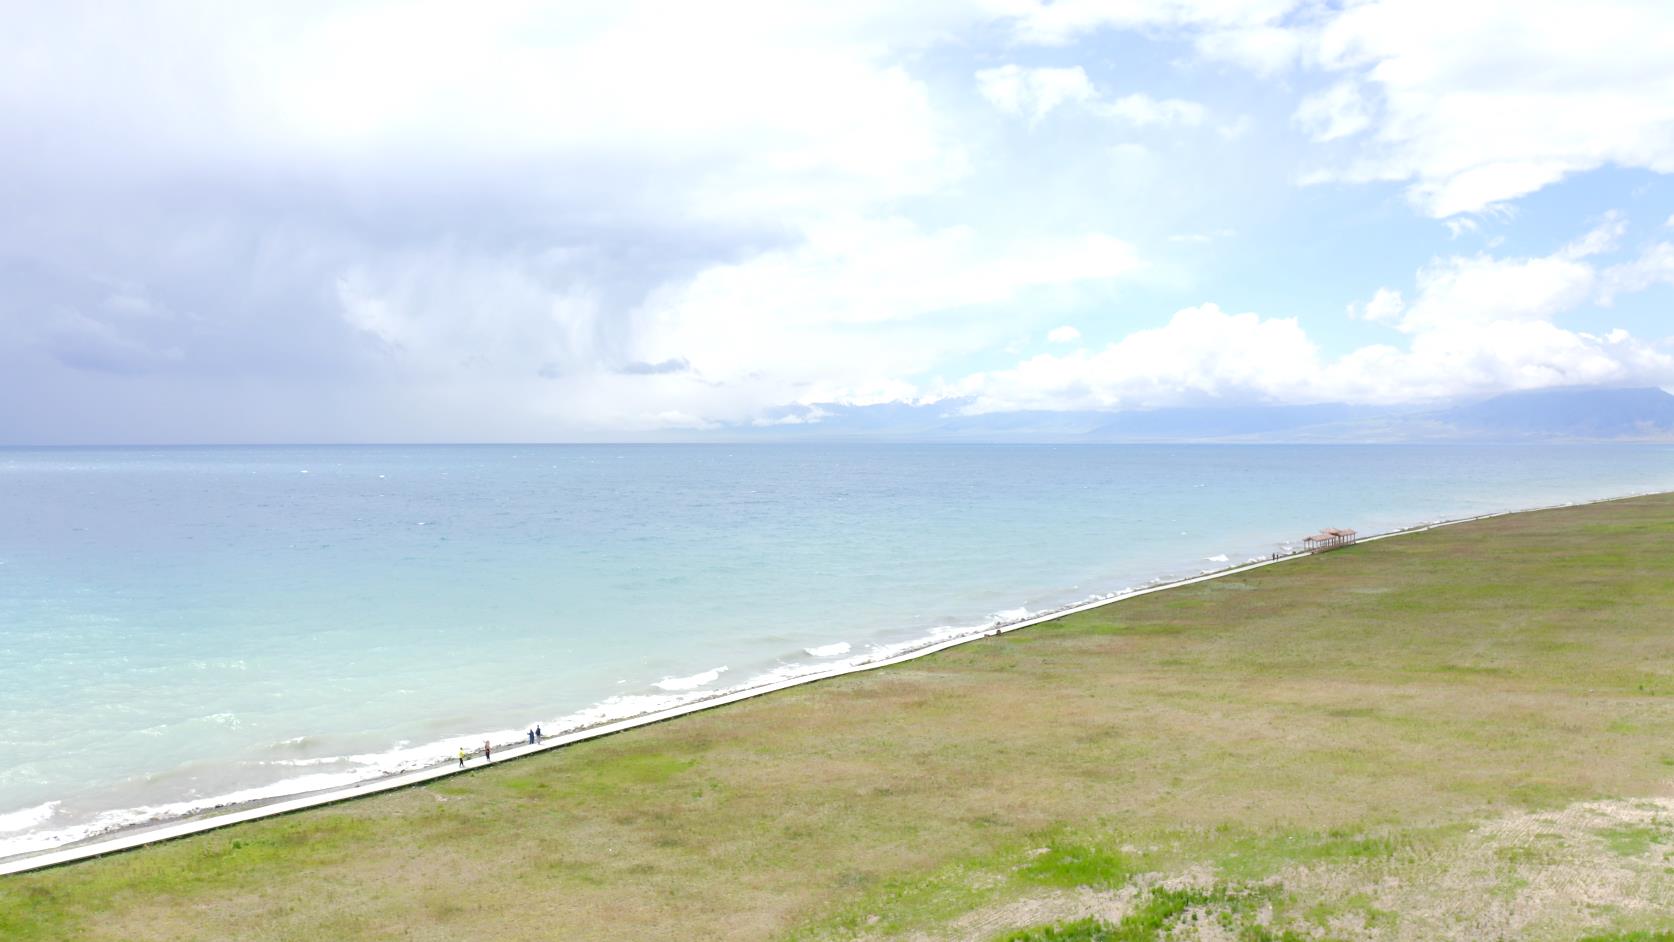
[0,3,895,442]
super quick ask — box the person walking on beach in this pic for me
[535,724,542,743]
[483,739,491,762]
[528,728,536,745]
[458,746,467,768]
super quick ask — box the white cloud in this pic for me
[1,2,975,227]
[951,215,1674,415]
[976,64,1207,129]
[1047,325,1082,343]
[1393,254,1596,333]
[948,300,1674,413]
[990,0,1308,75]
[1444,217,1479,239]
[1347,287,1405,324]
[1192,25,1305,75]
[616,217,1141,422]
[1292,81,1370,142]
[321,217,1141,431]
[990,0,1301,46]
[975,64,1095,121]
[1341,217,1632,334]
[1296,0,1674,217]
[1097,93,1207,128]
[946,303,1322,412]
[1601,241,1674,303]
[993,1,1674,220]
[1326,321,1673,404]
[751,406,832,427]
[1560,211,1628,260]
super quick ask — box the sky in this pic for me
[4,0,1674,443]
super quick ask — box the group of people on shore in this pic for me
[455,725,543,767]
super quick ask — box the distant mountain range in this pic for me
[1425,386,1674,440]
[728,386,1674,443]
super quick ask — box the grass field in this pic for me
[6,494,1674,941]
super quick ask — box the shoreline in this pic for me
[2,487,1666,877]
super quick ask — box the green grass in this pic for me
[1599,823,1669,857]
[7,493,1674,941]
[1002,886,1311,942]
[1018,841,1131,890]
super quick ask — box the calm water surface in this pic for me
[2,443,1671,855]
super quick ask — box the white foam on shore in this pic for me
[653,666,728,691]
[0,729,549,860]
[1206,553,1230,563]
[0,685,760,861]
[0,801,59,834]
[804,642,851,657]
[263,755,357,767]
[0,771,381,859]
[0,595,1127,863]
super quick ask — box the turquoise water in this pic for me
[2,443,1671,856]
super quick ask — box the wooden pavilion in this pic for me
[1302,527,1358,552]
